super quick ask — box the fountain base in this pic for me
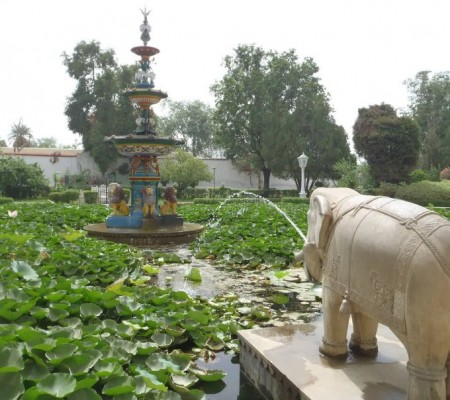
[238,317,408,400]
[84,221,203,246]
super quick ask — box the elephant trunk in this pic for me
[296,242,322,283]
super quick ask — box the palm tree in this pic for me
[8,119,33,152]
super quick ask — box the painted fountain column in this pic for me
[105,9,182,229]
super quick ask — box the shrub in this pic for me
[83,191,98,204]
[280,197,310,204]
[395,181,450,207]
[374,182,398,197]
[0,197,14,204]
[49,189,80,203]
[410,169,429,183]
[0,157,50,199]
[193,198,222,204]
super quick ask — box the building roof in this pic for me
[1,147,83,157]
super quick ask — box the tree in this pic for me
[31,137,58,148]
[159,149,212,198]
[8,119,33,152]
[211,45,350,191]
[405,71,450,169]
[333,158,374,192]
[63,41,138,174]
[353,104,420,185]
[159,100,219,157]
[0,157,50,199]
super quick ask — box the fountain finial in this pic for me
[139,7,151,45]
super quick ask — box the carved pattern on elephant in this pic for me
[370,271,394,311]
[324,209,450,335]
[328,254,340,281]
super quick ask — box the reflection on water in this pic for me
[144,244,320,400]
[196,353,267,400]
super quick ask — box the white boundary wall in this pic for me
[1,148,297,191]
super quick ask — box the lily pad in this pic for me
[0,372,24,400]
[190,367,227,382]
[36,373,77,397]
[270,293,290,305]
[80,303,103,317]
[0,347,24,372]
[102,376,135,396]
[185,268,202,282]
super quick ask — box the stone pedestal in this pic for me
[238,318,408,400]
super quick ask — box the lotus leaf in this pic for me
[190,366,227,382]
[136,369,168,392]
[102,376,135,396]
[0,372,25,400]
[0,347,24,372]
[185,268,202,282]
[79,303,103,317]
[67,388,102,400]
[270,293,290,305]
[151,333,174,348]
[37,373,77,397]
[10,260,40,281]
[60,349,102,375]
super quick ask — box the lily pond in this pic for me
[0,199,321,400]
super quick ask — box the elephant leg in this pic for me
[349,313,378,357]
[320,286,349,358]
[406,361,447,400]
[446,356,450,399]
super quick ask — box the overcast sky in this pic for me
[1,0,449,147]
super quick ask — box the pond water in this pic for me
[143,245,322,399]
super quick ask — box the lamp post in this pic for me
[297,153,308,198]
[212,167,216,197]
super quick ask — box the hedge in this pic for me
[182,187,299,200]
[0,197,14,204]
[394,181,450,207]
[48,189,80,203]
[83,191,98,204]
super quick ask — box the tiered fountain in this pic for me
[85,9,203,246]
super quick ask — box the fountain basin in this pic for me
[84,222,203,246]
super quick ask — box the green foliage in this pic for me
[159,149,212,197]
[433,206,450,219]
[353,104,420,185]
[374,182,398,197]
[333,158,374,193]
[159,99,219,157]
[211,45,350,191]
[83,191,98,204]
[183,187,299,200]
[395,180,450,206]
[405,71,450,169]
[182,201,308,267]
[0,157,50,199]
[410,169,431,183]
[49,189,80,203]
[0,202,268,398]
[0,197,14,204]
[63,41,138,173]
[31,136,58,148]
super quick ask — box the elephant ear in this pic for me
[310,194,332,253]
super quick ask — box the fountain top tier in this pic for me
[106,8,182,156]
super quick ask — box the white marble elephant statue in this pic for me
[296,187,450,400]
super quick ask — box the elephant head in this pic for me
[296,188,358,282]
